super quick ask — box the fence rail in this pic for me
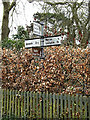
[1,89,90,119]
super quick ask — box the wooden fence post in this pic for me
[46,91,49,119]
[56,93,59,118]
[1,89,90,119]
[4,90,6,116]
[0,89,2,120]
[33,91,35,118]
[42,92,45,118]
[72,94,75,118]
[7,89,9,116]
[36,92,39,118]
[76,94,79,118]
[39,92,42,118]
[88,96,90,120]
[80,94,82,119]
[21,91,24,117]
[30,91,33,118]
[60,94,63,118]
[15,90,18,117]
[49,93,52,118]
[53,93,56,118]
[27,91,29,118]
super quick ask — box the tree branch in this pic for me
[45,2,68,6]
[9,0,17,11]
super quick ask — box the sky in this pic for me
[0,0,89,39]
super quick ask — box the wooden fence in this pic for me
[1,89,90,119]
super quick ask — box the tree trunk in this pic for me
[1,2,10,41]
[88,1,90,44]
[1,1,16,41]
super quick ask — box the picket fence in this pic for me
[1,89,90,119]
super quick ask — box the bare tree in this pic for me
[36,1,89,48]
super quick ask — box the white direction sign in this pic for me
[33,22,42,36]
[44,36,61,47]
[25,39,41,48]
[25,35,62,48]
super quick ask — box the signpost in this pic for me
[25,20,61,82]
[44,35,61,47]
[25,38,41,48]
[33,22,42,36]
[25,35,62,48]
[25,21,62,58]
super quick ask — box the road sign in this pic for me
[25,35,62,48]
[44,35,61,47]
[32,47,41,57]
[25,38,41,48]
[33,22,42,36]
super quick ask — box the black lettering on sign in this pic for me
[46,41,55,44]
[35,41,39,44]
[26,42,33,45]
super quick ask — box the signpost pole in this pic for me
[40,22,44,70]
[41,22,44,59]
[40,22,44,118]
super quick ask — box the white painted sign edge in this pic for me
[44,36,62,46]
[33,22,42,36]
[25,39,41,48]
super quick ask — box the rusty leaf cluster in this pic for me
[2,46,89,95]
